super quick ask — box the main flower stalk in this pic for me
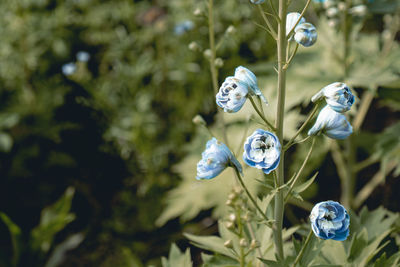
[273,0,288,260]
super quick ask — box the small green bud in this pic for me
[193,8,202,16]
[226,199,234,206]
[192,114,206,125]
[203,49,212,59]
[239,238,248,247]
[226,25,236,34]
[226,221,235,230]
[188,42,200,51]
[214,58,224,68]
[224,240,233,248]
[250,239,260,249]
[242,213,250,222]
[228,213,236,222]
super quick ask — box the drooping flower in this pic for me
[234,66,268,104]
[308,105,353,139]
[286,12,306,37]
[62,62,76,76]
[250,0,265,4]
[310,201,350,241]
[243,129,281,174]
[216,66,267,113]
[196,138,242,180]
[294,22,318,47]
[216,77,249,113]
[76,51,90,62]
[174,20,194,35]
[311,82,355,113]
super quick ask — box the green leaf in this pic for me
[30,187,76,253]
[44,233,85,267]
[201,254,238,267]
[293,172,318,194]
[184,233,236,259]
[0,132,13,152]
[0,212,22,266]
[161,243,192,267]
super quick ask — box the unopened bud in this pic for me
[337,2,346,11]
[234,186,242,195]
[224,240,233,248]
[250,239,260,249]
[226,199,234,206]
[188,42,200,51]
[326,7,339,17]
[193,8,202,16]
[328,19,339,28]
[228,193,237,200]
[242,213,250,222]
[226,221,235,230]
[214,58,224,68]
[323,0,335,9]
[203,49,212,59]
[349,5,367,16]
[192,114,206,125]
[228,213,236,222]
[239,238,248,247]
[226,25,236,34]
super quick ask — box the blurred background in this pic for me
[0,0,398,266]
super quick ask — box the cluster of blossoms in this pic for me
[61,51,90,76]
[308,82,355,139]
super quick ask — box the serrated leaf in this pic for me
[201,253,238,267]
[161,243,192,267]
[184,233,236,259]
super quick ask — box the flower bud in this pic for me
[242,213,251,222]
[203,49,212,59]
[311,82,354,113]
[234,186,243,195]
[215,58,224,68]
[228,213,236,222]
[226,221,235,230]
[349,5,367,16]
[226,199,233,206]
[326,7,339,17]
[239,238,248,247]
[294,23,317,47]
[323,0,336,9]
[192,115,206,125]
[328,19,339,28]
[226,25,236,34]
[250,239,260,249]
[337,2,346,11]
[188,42,200,51]
[193,8,202,16]
[224,240,233,248]
[286,12,306,38]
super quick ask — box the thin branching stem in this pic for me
[249,96,276,131]
[257,5,277,39]
[292,230,313,267]
[283,43,299,69]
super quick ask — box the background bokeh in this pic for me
[0,0,398,266]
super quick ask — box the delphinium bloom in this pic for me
[196,138,242,180]
[243,129,281,174]
[311,82,355,113]
[216,66,267,113]
[286,12,306,38]
[62,62,76,76]
[294,23,318,47]
[310,201,350,241]
[174,20,194,35]
[76,51,90,62]
[308,105,353,139]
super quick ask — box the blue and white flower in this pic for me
[62,62,76,76]
[308,105,353,139]
[76,51,90,62]
[286,12,306,38]
[174,20,194,36]
[294,22,317,47]
[243,129,281,174]
[250,0,265,4]
[311,82,355,113]
[197,138,242,180]
[310,201,350,241]
[216,66,267,113]
[216,77,249,113]
[234,66,268,104]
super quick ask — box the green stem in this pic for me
[247,222,265,267]
[284,102,320,150]
[284,137,316,202]
[292,230,313,267]
[273,0,287,260]
[237,206,245,267]
[249,96,276,131]
[283,43,299,69]
[257,5,277,39]
[233,167,273,225]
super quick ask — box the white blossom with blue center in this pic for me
[310,201,350,241]
[308,105,353,139]
[311,82,355,113]
[196,138,242,180]
[243,129,281,174]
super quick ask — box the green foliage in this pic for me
[161,243,192,267]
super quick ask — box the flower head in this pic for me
[197,138,242,180]
[243,129,281,174]
[234,66,268,104]
[311,82,355,113]
[310,201,350,241]
[308,105,353,139]
[62,62,76,76]
[294,22,317,47]
[250,0,265,3]
[216,77,249,113]
[174,20,194,35]
[76,51,90,62]
[286,12,306,38]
